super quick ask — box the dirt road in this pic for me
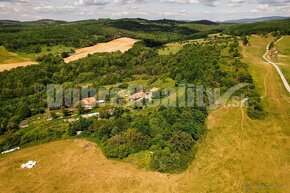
[263,37,290,93]
[0,61,38,72]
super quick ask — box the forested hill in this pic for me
[224,16,289,24]
[1,18,290,53]
[0,18,222,52]
[225,18,290,35]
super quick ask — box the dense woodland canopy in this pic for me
[0,19,221,52]
[225,19,290,36]
[0,18,288,172]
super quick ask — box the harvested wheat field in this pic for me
[0,139,177,193]
[0,61,38,72]
[64,37,139,63]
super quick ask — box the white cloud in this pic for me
[256,3,271,11]
[112,11,129,16]
[0,0,29,3]
[1,0,290,21]
[160,0,198,4]
[33,5,76,12]
[227,0,247,7]
[74,0,147,6]
[202,0,219,6]
[74,0,110,6]
[113,0,148,4]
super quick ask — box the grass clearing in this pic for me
[158,34,232,55]
[0,46,31,64]
[0,46,38,72]
[158,42,184,55]
[273,35,290,83]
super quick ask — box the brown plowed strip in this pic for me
[0,61,38,72]
[64,37,139,63]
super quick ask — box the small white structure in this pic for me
[81,112,99,118]
[63,118,79,123]
[21,160,37,169]
[1,147,20,154]
[97,99,106,104]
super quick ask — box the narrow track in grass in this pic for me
[263,37,290,93]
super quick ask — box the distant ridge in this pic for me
[0,18,219,26]
[189,20,219,25]
[0,19,67,26]
[224,16,289,24]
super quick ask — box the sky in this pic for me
[0,0,290,21]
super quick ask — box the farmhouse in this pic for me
[81,97,96,109]
[129,88,160,102]
[129,91,148,101]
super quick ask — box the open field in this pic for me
[40,45,75,56]
[158,42,184,55]
[0,61,38,72]
[158,40,205,55]
[0,46,38,72]
[0,46,31,64]
[64,37,139,63]
[274,35,290,83]
[158,34,231,55]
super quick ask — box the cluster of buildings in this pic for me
[80,87,159,109]
[80,97,106,110]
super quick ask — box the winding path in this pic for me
[263,37,290,93]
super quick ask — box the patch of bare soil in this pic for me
[64,37,139,63]
[0,61,38,72]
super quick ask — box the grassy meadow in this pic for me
[0,46,31,64]
[273,35,290,83]
[158,33,232,55]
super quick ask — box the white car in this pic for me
[21,161,37,169]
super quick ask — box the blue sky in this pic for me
[0,0,289,21]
